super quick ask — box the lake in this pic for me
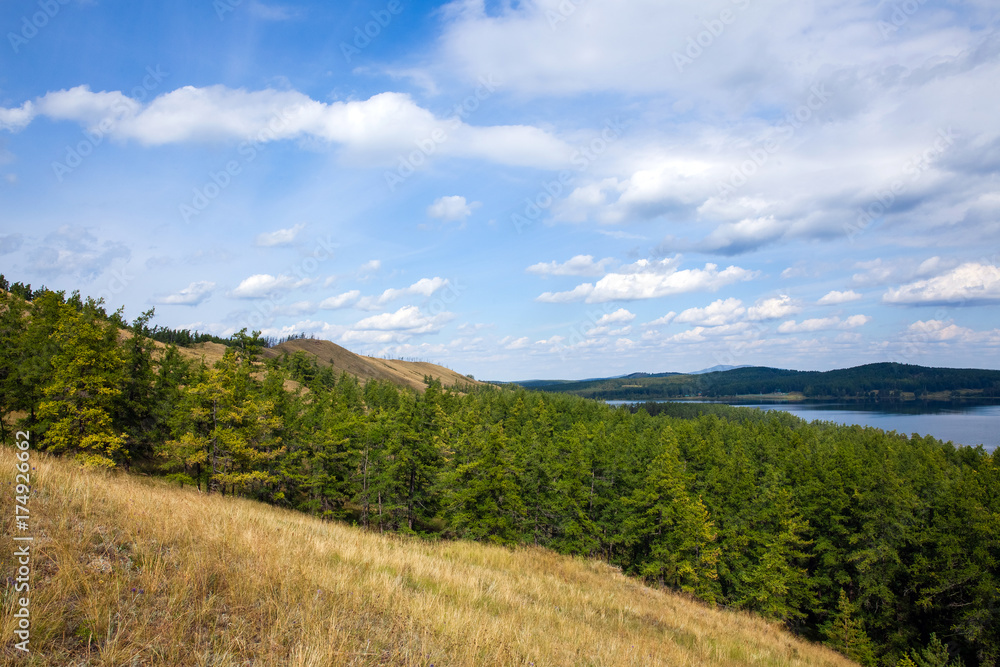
[608,400,1000,452]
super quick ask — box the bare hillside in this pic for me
[264,338,481,392]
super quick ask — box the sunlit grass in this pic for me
[1,448,856,666]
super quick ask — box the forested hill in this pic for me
[522,362,1000,400]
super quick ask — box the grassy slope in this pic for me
[0,449,856,666]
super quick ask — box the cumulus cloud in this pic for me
[526,254,614,277]
[427,195,480,223]
[229,273,311,298]
[883,262,1000,305]
[537,257,756,303]
[596,308,636,325]
[348,305,452,337]
[904,319,1000,345]
[696,216,787,255]
[778,315,871,333]
[255,223,305,247]
[1,85,571,169]
[0,102,35,132]
[356,277,451,310]
[675,298,746,327]
[500,335,530,350]
[645,311,677,326]
[151,281,215,306]
[818,290,862,305]
[747,295,800,321]
[319,290,361,310]
[359,260,381,274]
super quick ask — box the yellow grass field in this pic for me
[1,448,857,666]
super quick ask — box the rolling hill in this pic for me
[172,338,482,393]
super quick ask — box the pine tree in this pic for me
[619,428,721,602]
[825,589,878,666]
[36,299,128,467]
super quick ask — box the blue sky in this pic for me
[1,0,999,380]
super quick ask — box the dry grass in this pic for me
[1,448,856,666]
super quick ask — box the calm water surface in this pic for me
[611,400,1000,452]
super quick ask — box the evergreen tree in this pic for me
[36,299,128,467]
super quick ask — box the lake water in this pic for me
[609,400,1000,452]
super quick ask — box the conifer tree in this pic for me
[37,298,128,467]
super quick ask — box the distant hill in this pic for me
[517,362,1000,401]
[260,338,481,392]
[688,364,753,375]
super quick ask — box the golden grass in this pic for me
[1,448,856,666]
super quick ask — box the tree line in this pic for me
[533,363,1000,400]
[1,287,998,666]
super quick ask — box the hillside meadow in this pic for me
[0,448,857,666]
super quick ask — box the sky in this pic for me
[1,0,999,381]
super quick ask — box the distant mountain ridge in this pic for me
[514,362,1000,401]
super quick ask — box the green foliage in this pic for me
[35,298,128,467]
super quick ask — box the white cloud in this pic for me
[350,305,452,335]
[747,295,800,321]
[0,102,35,132]
[427,195,480,223]
[904,319,1000,345]
[500,335,530,350]
[778,315,871,333]
[255,223,305,247]
[357,277,451,309]
[229,273,311,298]
[526,254,613,277]
[359,260,381,274]
[319,290,361,310]
[818,290,862,305]
[841,314,872,328]
[537,258,756,303]
[152,281,215,306]
[596,308,636,325]
[3,85,572,169]
[883,262,1000,305]
[697,216,787,255]
[675,298,745,327]
[645,311,677,326]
